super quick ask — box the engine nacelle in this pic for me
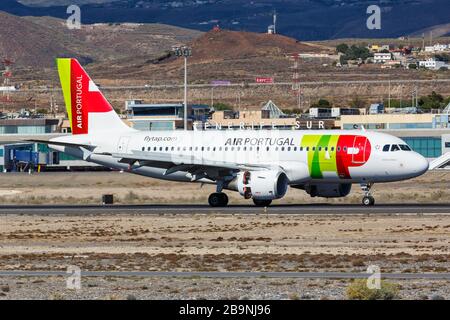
[304,183,352,198]
[236,170,289,200]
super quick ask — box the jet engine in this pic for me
[301,183,352,198]
[233,170,289,200]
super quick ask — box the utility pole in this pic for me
[172,46,192,130]
[184,55,187,130]
[422,33,425,51]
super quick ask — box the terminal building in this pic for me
[125,100,210,131]
[0,117,93,172]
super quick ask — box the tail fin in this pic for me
[56,58,132,135]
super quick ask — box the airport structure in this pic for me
[125,100,210,131]
[2,99,450,171]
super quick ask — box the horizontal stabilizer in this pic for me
[25,139,95,150]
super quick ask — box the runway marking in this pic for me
[1,271,450,279]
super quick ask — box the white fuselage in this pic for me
[51,129,429,187]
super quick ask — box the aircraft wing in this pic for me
[25,139,96,151]
[108,150,274,181]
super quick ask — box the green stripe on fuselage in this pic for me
[301,135,338,179]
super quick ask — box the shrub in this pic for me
[346,279,400,300]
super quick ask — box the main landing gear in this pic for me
[208,192,229,207]
[360,183,375,206]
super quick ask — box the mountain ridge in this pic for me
[3,0,450,40]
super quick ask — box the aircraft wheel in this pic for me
[253,199,272,207]
[362,196,375,206]
[208,193,228,207]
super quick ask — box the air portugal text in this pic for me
[225,137,295,147]
[74,75,83,131]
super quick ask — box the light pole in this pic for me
[173,46,192,130]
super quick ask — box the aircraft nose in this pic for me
[411,153,429,176]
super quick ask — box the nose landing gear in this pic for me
[360,183,375,206]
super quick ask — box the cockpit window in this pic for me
[391,144,400,152]
[382,145,390,152]
[399,144,412,151]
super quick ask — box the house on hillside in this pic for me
[418,58,449,70]
[373,52,392,64]
[424,44,449,53]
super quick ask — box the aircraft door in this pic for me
[352,136,367,164]
[117,136,131,153]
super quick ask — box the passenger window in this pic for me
[266,147,270,151]
[306,147,309,151]
[318,147,322,151]
[331,147,335,152]
[383,145,390,152]
[337,147,341,152]
[343,147,347,152]
[294,147,297,151]
[391,145,400,152]
[141,147,145,151]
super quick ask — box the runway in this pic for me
[0,203,449,215]
[1,270,450,279]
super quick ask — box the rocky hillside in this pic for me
[0,11,202,68]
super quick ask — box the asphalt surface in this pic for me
[1,271,450,279]
[0,204,449,215]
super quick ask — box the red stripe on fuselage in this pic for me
[336,135,371,179]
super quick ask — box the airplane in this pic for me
[30,58,429,207]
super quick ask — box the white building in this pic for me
[424,44,449,53]
[418,58,449,70]
[373,52,392,64]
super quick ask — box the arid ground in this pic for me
[0,171,449,299]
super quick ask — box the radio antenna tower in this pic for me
[1,58,14,102]
[289,53,302,109]
[273,10,277,34]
